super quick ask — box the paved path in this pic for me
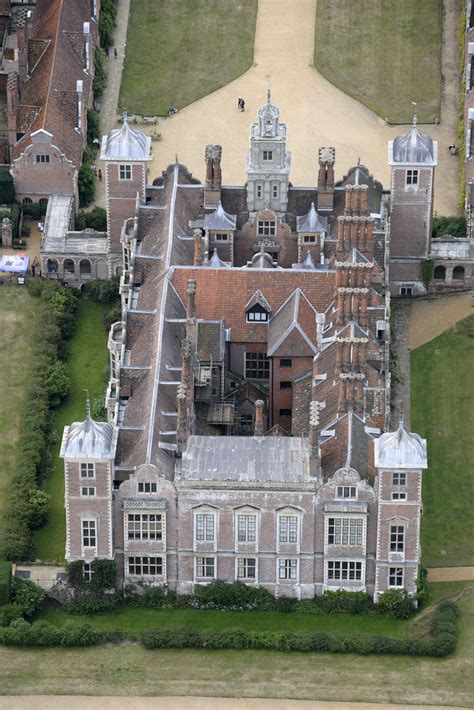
[95,0,130,207]
[390,301,412,429]
[428,567,474,582]
[97,0,460,216]
[0,699,465,710]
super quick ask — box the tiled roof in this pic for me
[267,289,318,356]
[12,0,95,167]
[171,267,336,342]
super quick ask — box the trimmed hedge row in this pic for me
[0,619,106,647]
[1,282,78,561]
[140,602,458,657]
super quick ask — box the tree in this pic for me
[75,207,107,232]
[46,361,71,407]
[0,170,15,205]
[27,488,50,529]
[86,109,101,145]
[78,163,96,208]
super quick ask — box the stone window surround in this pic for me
[257,220,276,237]
[119,164,132,180]
[389,524,405,552]
[236,557,257,581]
[127,555,165,577]
[326,559,364,583]
[127,512,163,541]
[406,169,419,186]
[193,506,218,547]
[327,517,364,546]
[277,509,301,547]
[80,462,95,478]
[236,511,258,544]
[336,485,357,499]
[80,485,96,497]
[195,555,216,580]
[81,516,97,552]
[277,557,298,581]
[389,566,404,588]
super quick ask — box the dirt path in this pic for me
[408,293,473,349]
[0,699,465,710]
[122,0,459,216]
[428,567,474,582]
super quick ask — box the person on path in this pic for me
[114,47,118,59]
[105,46,110,59]
[98,169,103,182]
[238,97,245,111]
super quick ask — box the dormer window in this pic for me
[263,150,273,161]
[336,486,357,499]
[303,235,316,244]
[214,233,228,242]
[246,303,269,323]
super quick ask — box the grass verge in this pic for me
[411,320,474,567]
[314,0,442,123]
[0,286,37,547]
[119,0,258,116]
[35,299,110,563]
[0,582,472,704]
[36,605,407,638]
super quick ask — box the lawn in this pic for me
[119,0,258,116]
[1,582,472,704]
[37,605,407,638]
[0,285,38,547]
[411,319,474,567]
[35,299,110,563]
[314,0,442,123]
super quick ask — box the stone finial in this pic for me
[193,228,203,266]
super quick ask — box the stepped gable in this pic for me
[12,0,95,167]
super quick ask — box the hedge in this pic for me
[66,580,419,620]
[0,562,11,605]
[140,602,458,657]
[0,619,105,647]
[0,282,78,561]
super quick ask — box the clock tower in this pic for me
[246,89,291,214]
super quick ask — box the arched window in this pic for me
[39,198,48,206]
[434,265,446,280]
[453,265,465,280]
[63,259,74,275]
[79,259,91,276]
[22,197,32,205]
[47,258,58,273]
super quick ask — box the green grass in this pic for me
[411,321,474,567]
[36,605,407,637]
[1,582,472,704]
[35,299,110,563]
[314,0,442,123]
[0,286,38,547]
[119,0,258,116]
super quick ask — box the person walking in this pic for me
[238,97,245,111]
[98,169,103,182]
[114,47,118,59]
[105,46,110,59]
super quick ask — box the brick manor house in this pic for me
[61,94,433,600]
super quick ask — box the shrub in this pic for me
[67,560,85,590]
[75,207,107,232]
[102,306,122,332]
[21,202,47,219]
[432,216,466,239]
[0,169,15,204]
[0,604,23,627]
[65,592,122,615]
[91,396,107,421]
[9,203,21,239]
[99,0,118,50]
[420,259,434,290]
[0,619,103,647]
[416,567,429,607]
[26,488,50,529]
[93,47,107,98]
[87,109,101,145]
[10,577,45,618]
[89,559,117,591]
[0,562,12,605]
[84,278,120,303]
[46,360,71,407]
[375,589,415,619]
[78,161,96,208]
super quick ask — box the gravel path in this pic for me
[427,567,474,582]
[96,0,460,216]
[0,698,465,710]
[408,293,473,349]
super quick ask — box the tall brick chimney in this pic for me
[193,228,203,266]
[186,279,196,321]
[204,144,222,208]
[6,73,18,149]
[254,399,264,437]
[16,10,28,86]
[317,147,335,211]
[176,382,188,454]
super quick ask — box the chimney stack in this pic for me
[186,279,196,321]
[193,228,203,266]
[6,73,18,149]
[204,144,222,208]
[176,382,188,454]
[317,147,335,211]
[309,400,324,478]
[16,10,28,86]
[254,399,264,437]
